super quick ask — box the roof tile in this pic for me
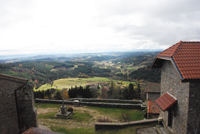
[155,41,200,80]
[148,100,160,114]
[155,92,177,111]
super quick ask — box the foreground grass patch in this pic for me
[37,112,57,119]
[35,103,61,108]
[87,106,144,121]
[68,111,93,122]
[51,127,95,134]
[50,123,157,134]
[36,103,150,134]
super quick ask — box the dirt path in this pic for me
[37,106,116,129]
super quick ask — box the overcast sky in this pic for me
[1,0,200,55]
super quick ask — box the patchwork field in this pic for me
[35,77,134,91]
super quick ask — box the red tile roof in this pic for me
[158,41,182,57]
[155,92,177,111]
[147,100,160,114]
[153,41,200,80]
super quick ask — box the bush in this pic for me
[67,107,73,113]
[120,112,131,122]
[97,117,112,122]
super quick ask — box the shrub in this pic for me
[44,96,49,99]
[120,112,131,122]
[67,107,73,113]
[97,117,112,122]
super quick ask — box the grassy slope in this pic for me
[35,77,134,91]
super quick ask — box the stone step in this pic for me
[155,125,172,134]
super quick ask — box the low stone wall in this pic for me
[95,118,158,130]
[70,98,142,104]
[35,99,146,110]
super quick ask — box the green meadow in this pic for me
[35,77,135,91]
[35,103,154,134]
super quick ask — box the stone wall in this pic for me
[70,98,142,104]
[146,92,160,100]
[187,82,200,134]
[35,99,146,110]
[17,85,37,132]
[160,61,190,134]
[0,79,22,134]
[95,118,158,130]
[0,74,37,134]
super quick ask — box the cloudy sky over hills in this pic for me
[0,0,200,55]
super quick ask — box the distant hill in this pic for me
[0,51,161,88]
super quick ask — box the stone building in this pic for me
[145,82,160,101]
[152,41,200,134]
[0,74,37,134]
[147,100,160,119]
[145,82,160,119]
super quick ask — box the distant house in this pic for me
[103,86,110,91]
[152,41,200,134]
[0,74,37,134]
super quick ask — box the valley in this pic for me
[0,51,161,90]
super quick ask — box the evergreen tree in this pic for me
[45,89,51,99]
[83,86,92,98]
[77,86,83,97]
[136,83,141,99]
[54,91,62,100]
[129,83,136,99]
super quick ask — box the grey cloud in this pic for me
[96,0,200,47]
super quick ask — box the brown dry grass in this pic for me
[37,106,114,129]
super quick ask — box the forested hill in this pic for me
[0,61,111,88]
[114,52,159,65]
[0,51,161,88]
[129,66,161,83]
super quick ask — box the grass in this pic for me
[69,111,93,122]
[37,112,58,119]
[86,106,144,121]
[50,127,95,134]
[35,103,144,122]
[37,111,92,122]
[50,124,157,134]
[35,103,93,122]
[35,103,156,134]
[35,103,61,108]
[35,77,132,91]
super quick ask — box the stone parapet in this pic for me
[95,118,158,130]
[35,99,146,110]
[70,98,142,104]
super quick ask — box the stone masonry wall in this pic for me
[70,98,142,104]
[35,99,145,110]
[0,79,22,134]
[146,92,160,100]
[17,85,37,133]
[160,61,190,134]
[0,74,37,134]
[187,82,200,134]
